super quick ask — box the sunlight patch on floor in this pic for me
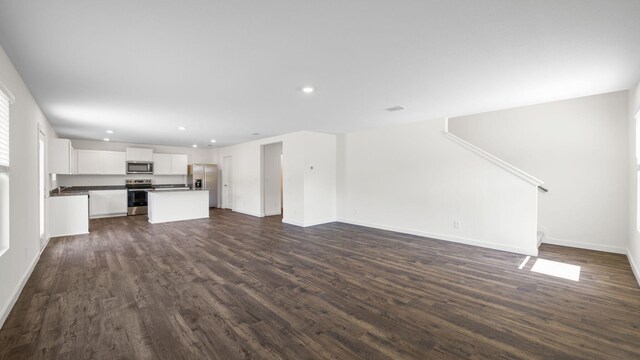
[530,258,581,281]
[518,256,531,269]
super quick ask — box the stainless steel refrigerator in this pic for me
[188,164,218,207]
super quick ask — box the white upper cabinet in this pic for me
[103,151,126,174]
[49,139,76,174]
[76,150,103,174]
[153,153,188,175]
[77,150,126,175]
[153,154,172,175]
[171,154,188,175]
[126,147,154,162]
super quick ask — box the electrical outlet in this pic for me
[453,220,462,229]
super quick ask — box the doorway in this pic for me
[222,155,233,209]
[38,127,46,249]
[262,142,283,217]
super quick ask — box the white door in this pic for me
[222,156,233,209]
[38,129,46,249]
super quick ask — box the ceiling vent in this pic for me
[386,106,406,112]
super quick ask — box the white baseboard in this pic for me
[232,209,264,218]
[627,249,640,287]
[282,218,304,227]
[48,231,89,238]
[40,236,51,255]
[543,237,627,254]
[337,218,538,256]
[282,218,335,227]
[264,210,282,217]
[90,213,127,219]
[303,219,335,227]
[0,251,41,329]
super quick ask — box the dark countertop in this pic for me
[152,184,190,189]
[49,184,193,197]
[146,188,207,193]
[49,185,127,197]
[49,191,90,197]
[69,185,127,191]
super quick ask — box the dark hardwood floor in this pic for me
[1,209,639,359]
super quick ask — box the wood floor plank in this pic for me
[1,209,639,359]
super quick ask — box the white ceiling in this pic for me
[0,1,639,147]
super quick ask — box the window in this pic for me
[0,86,9,171]
[637,110,640,231]
[0,81,14,255]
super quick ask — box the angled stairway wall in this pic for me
[449,91,629,254]
[337,117,541,256]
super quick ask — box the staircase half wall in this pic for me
[336,117,543,256]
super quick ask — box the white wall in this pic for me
[628,81,640,285]
[281,134,306,225]
[0,45,58,327]
[337,118,540,256]
[263,142,282,216]
[56,139,217,186]
[303,132,337,226]
[449,92,629,254]
[217,131,336,226]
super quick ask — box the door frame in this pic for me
[260,142,283,217]
[222,155,233,209]
[37,124,48,250]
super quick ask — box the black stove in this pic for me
[125,179,153,190]
[126,179,152,215]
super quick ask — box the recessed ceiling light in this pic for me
[178,126,187,131]
[103,138,110,142]
[192,144,197,148]
[210,139,216,143]
[301,87,315,93]
[386,106,406,112]
[106,130,114,134]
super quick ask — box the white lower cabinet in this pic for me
[48,195,89,237]
[89,190,128,218]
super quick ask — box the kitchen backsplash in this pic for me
[56,174,188,187]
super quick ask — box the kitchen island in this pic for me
[48,194,89,237]
[147,189,209,224]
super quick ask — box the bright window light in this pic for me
[637,111,640,231]
[530,259,581,282]
[636,111,640,163]
[518,256,531,269]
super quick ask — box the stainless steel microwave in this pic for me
[126,161,154,174]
